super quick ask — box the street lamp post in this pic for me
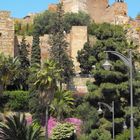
[98,101,115,140]
[103,50,134,140]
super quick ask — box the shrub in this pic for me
[4,90,29,111]
[65,118,82,134]
[116,127,140,140]
[48,117,57,137]
[75,102,99,133]
[77,134,90,140]
[89,129,111,140]
[51,122,76,140]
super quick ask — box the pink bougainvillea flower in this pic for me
[65,118,82,134]
[47,117,57,137]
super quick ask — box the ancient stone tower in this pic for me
[61,0,129,24]
[61,0,87,13]
[0,11,14,56]
[86,0,109,22]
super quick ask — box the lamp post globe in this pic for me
[103,60,112,70]
[123,121,128,130]
[98,107,103,114]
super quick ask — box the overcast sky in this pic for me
[0,0,139,18]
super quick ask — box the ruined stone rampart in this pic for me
[61,0,128,24]
[102,2,129,24]
[17,26,87,71]
[0,11,14,57]
[61,0,87,13]
[0,16,87,71]
[87,0,108,23]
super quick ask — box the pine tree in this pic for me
[77,23,140,136]
[77,42,96,74]
[48,3,74,88]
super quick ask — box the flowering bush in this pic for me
[50,122,75,140]
[48,117,57,137]
[47,117,82,137]
[65,118,82,134]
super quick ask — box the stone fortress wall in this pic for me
[17,26,87,70]
[0,1,140,93]
[0,11,87,71]
[0,11,14,57]
[60,0,129,24]
[0,0,140,69]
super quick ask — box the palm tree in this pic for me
[0,54,20,91]
[50,90,74,121]
[34,59,61,140]
[0,113,43,140]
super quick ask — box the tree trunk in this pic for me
[45,105,49,140]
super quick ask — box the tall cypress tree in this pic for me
[16,36,30,90]
[31,33,41,67]
[18,36,30,68]
[48,3,74,88]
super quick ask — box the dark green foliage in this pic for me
[116,127,140,140]
[18,36,30,68]
[75,102,99,133]
[30,59,61,127]
[33,11,56,35]
[48,3,74,86]
[29,33,41,95]
[63,11,91,32]
[77,22,140,137]
[15,21,33,36]
[16,36,30,90]
[89,129,111,140]
[29,91,46,125]
[77,42,96,74]
[0,113,43,140]
[33,10,90,35]
[50,90,74,121]
[31,33,41,66]
[3,90,29,111]
[0,54,20,91]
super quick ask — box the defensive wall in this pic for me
[0,11,14,57]
[17,26,87,71]
[57,0,129,24]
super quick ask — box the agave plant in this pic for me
[0,113,43,140]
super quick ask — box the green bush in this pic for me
[116,127,140,140]
[89,129,111,140]
[78,134,90,140]
[3,90,29,111]
[51,122,76,140]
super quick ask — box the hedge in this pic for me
[3,90,30,111]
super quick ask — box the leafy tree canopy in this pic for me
[77,22,140,137]
[33,10,90,35]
